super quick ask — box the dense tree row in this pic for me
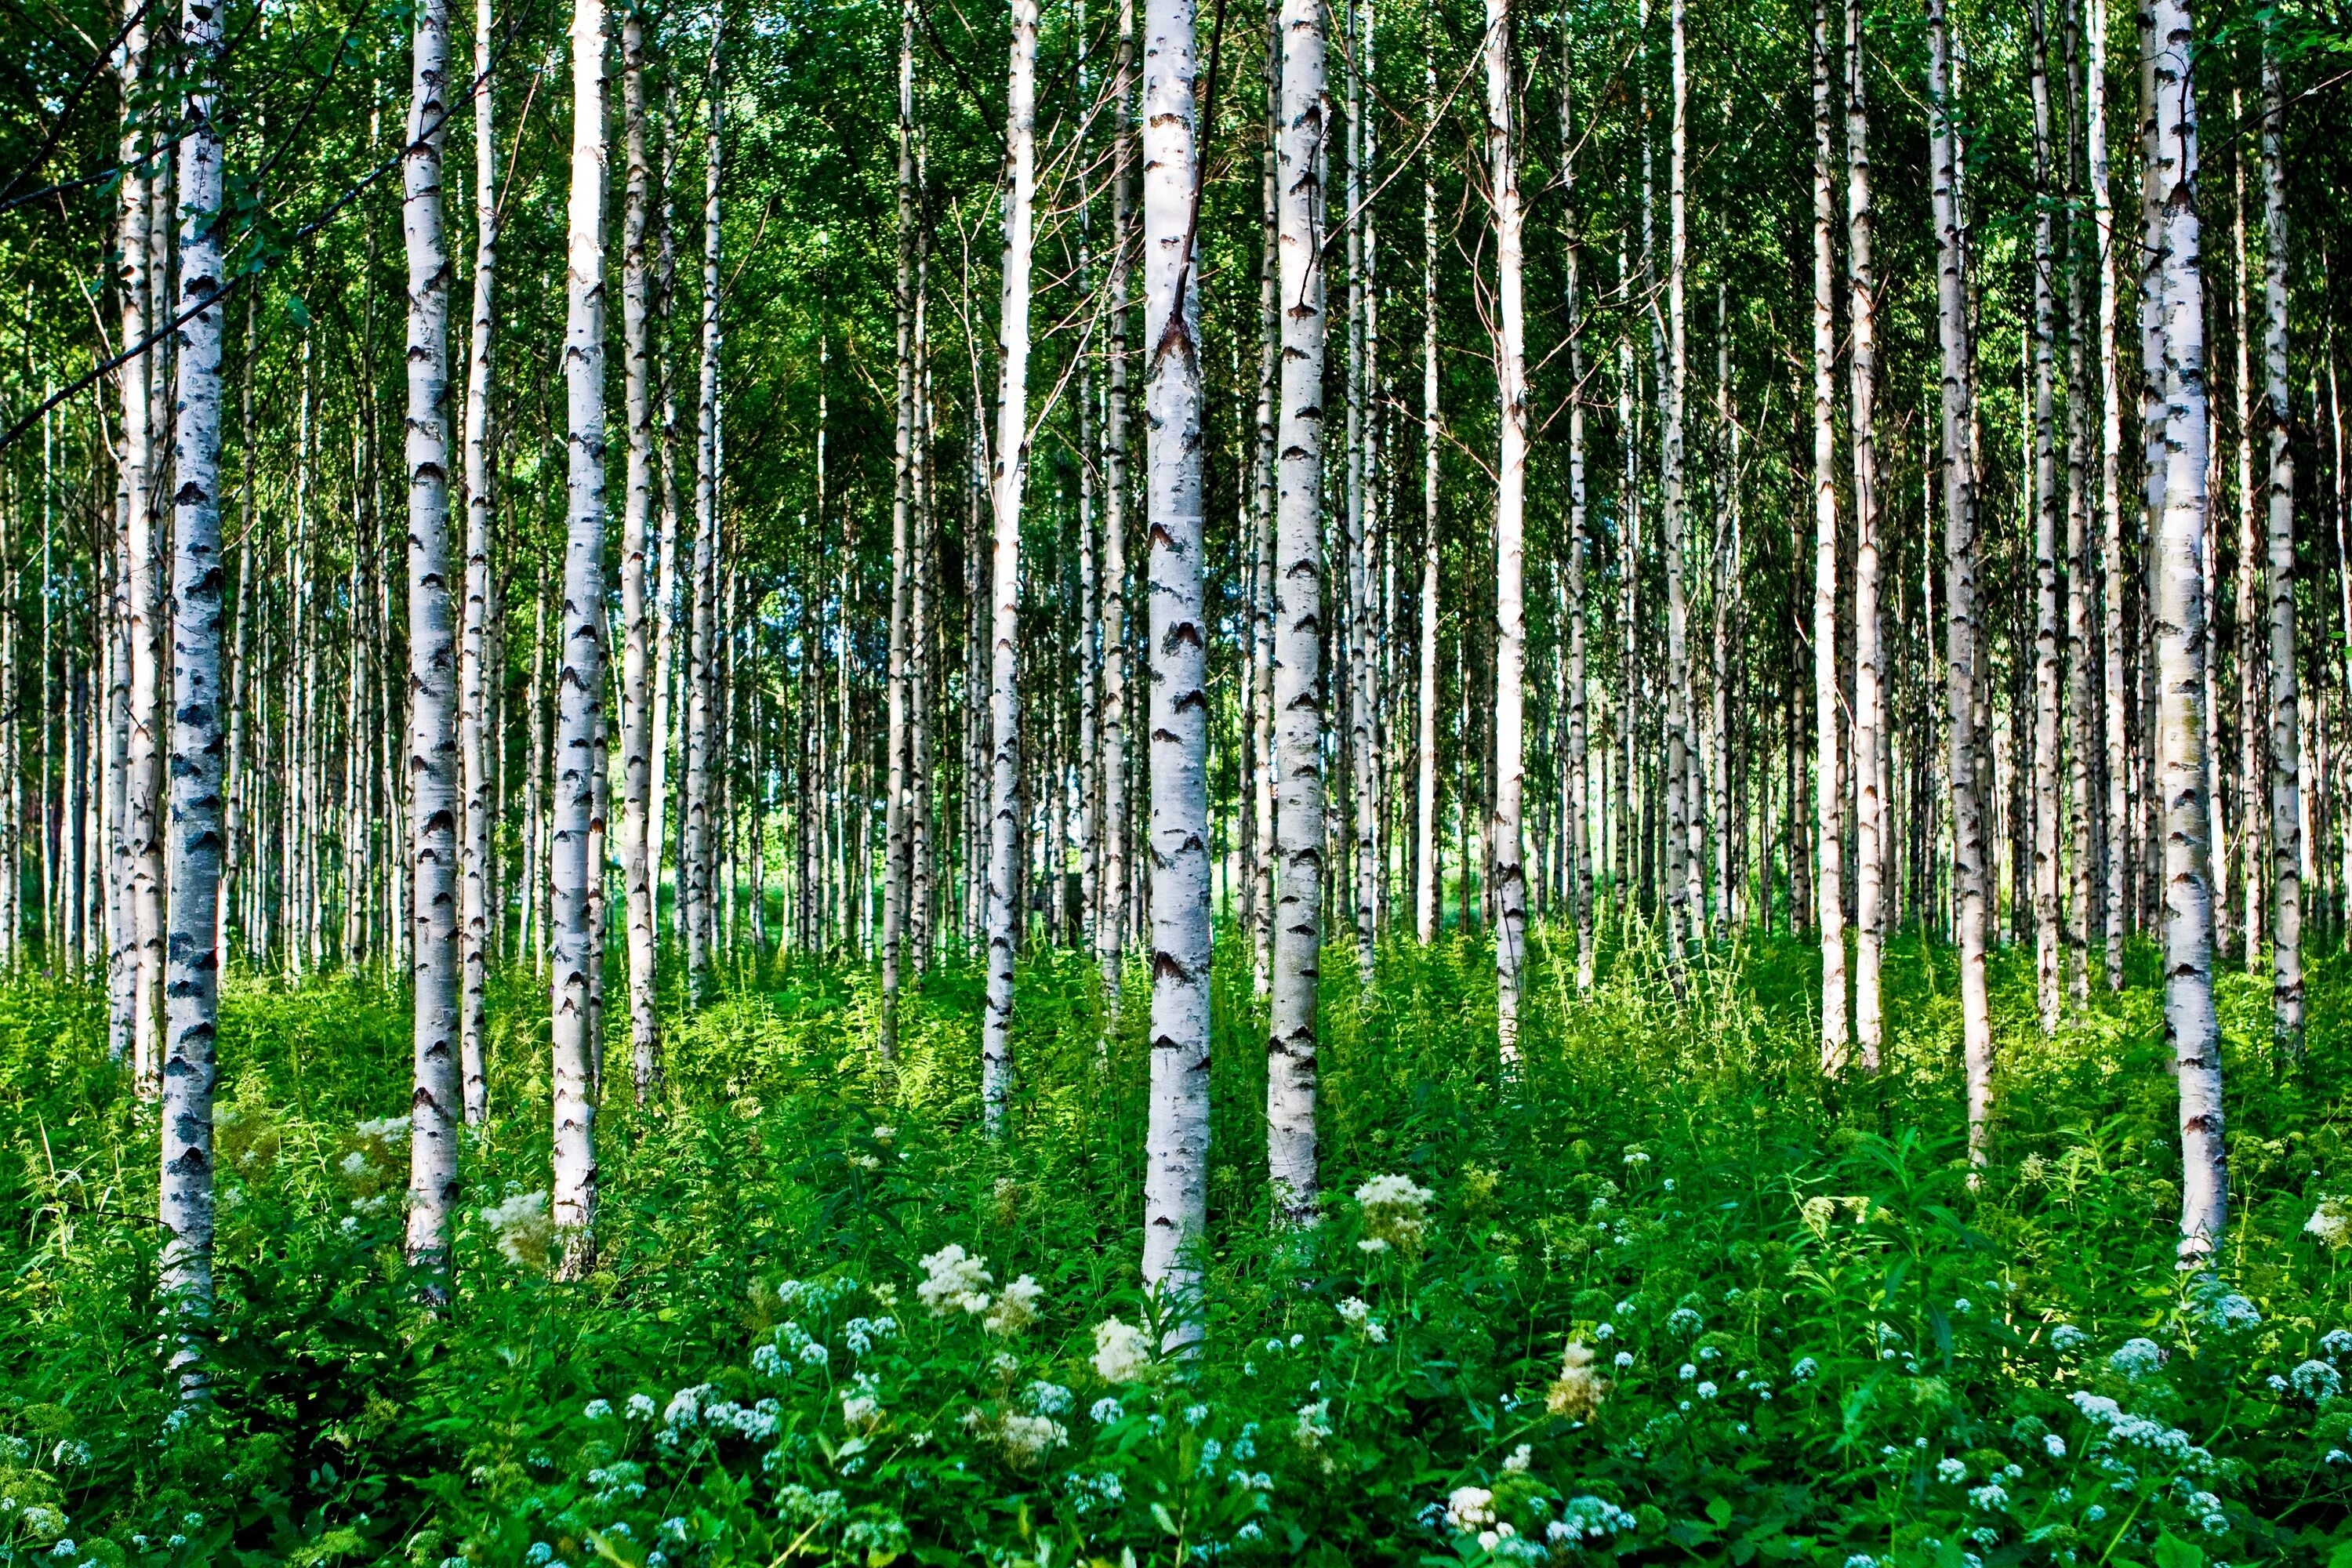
[2,0,2350,1358]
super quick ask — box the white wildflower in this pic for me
[1356,1174,1437,1253]
[479,1190,553,1270]
[985,1275,1044,1337]
[1092,1316,1152,1384]
[1445,1486,1497,1531]
[2307,1198,2352,1249]
[916,1244,993,1317]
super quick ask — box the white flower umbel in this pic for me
[985,1275,1043,1336]
[916,1244,993,1317]
[1356,1174,1436,1254]
[480,1190,553,1269]
[1445,1486,1496,1531]
[1093,1317,1152,1384]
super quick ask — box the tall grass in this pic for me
[0,922,2342,1566]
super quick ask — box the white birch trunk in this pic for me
[882,0,917,1058]
[1268,0,1328,1226]
[2030,0,2063,1036]
[616,5,661,1097]
[1563,57,1593,987]
[1809,0,1846,1065]
[403,0,463,1279]
[1663,0,1695,977]
[1099,2,1134,1000]
[1483,0,1528,1062]
[2260,41,2301,1046]
[2147,0,2227,1256]
[458,0,497,1123]
[2089,0,2130,991]
[109,5,148,1069]
[550,0,608,1281]
[1846,0,1882,1066]
[160,0,227,1381]
[1929,0,1993,1161]
[982,0,1039,1136]
[1414,198,1441,953]
[1140,0,1211,1310]
[684,23,723,1000]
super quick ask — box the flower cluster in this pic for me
[1093,1317,1152,1384]
[1546,1341,1607,1421]
[916,1244,993,1316]
[480,1190,552,1270]
[1355,1174,1436,1254]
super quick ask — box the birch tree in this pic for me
[1929,0,1992,1161]
[617,2,661,1094]
[1098,0,1134,1007]
[403,0,463,1280]
[982,0,1039,1136]
[2260,31,2301,1048]
[159,0,228,1381]
[2089,0,2129,992]
[1846,0,1883,1065]
[882,0,917,1059]
[458,0,498,1123]
[1268,0,1328,1228]
[2147,0,2227,1257]
[1484,0,1529,1062]
[550,0,610,1281]
[110,0,150,1072]
[1810,0,1846,1064]
[2029,0,2062,1036]
[1140,0,1214,1313]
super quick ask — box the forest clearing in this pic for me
[5,0,2352,1555]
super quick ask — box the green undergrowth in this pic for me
[0,921,2345,1567]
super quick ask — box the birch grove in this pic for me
[0,0,2331,1395]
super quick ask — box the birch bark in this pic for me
[1846,0,1882,1066]
[882,0,917,1058]
[1141,0,1213,1311]
[1483,0,1529,1062]
[1810,0,1846,1063]
[2030,0,2063,1036]
[2147,0,2227,1256]
[1269,0,1328,1227]
[1929,0,1993,1161]
[458,0,497,1123]
[982,0,1039,1135]
[2261,39,2301,1047]
[617,5,660,1094]
[550,0,609,1281]
[1098,0,1134,1008]
[109,4,148,1069]
[161,0,227,1380]
[403,0,463,1279]
[2089,0,2130,990]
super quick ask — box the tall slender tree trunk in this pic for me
[550,0,609,1282]
[109,2,149,1069]
[881,0,919,1059]
[2089,0,2129,991]
[2260,37,2301,1047]
[1415,73,1440,949]
[403,0,462,1282]
[2064,0,2095,1003]
[1809,0,1846,1064]
[1846,0,1882,1066]
[1097,0,1134,1012]
[982,0,1039,1136]
[616,5,662,1096]
[1139,0,1212,1312]
[1563,56,1592,986]
[160,0,227,1384]
[1269,0,1328,1227]
[684,21,723,1001]
[1929,0,1993,1162]
[2147,0,2226,1256]
[458,0,498,1123]
[2030,0,2063,1036]
[1483,0,1528,1062]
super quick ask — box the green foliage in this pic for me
[0,929,2348,1565]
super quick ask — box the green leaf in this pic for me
[2152,1532,2205,1568]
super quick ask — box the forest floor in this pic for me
[0,923,2345,1567]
